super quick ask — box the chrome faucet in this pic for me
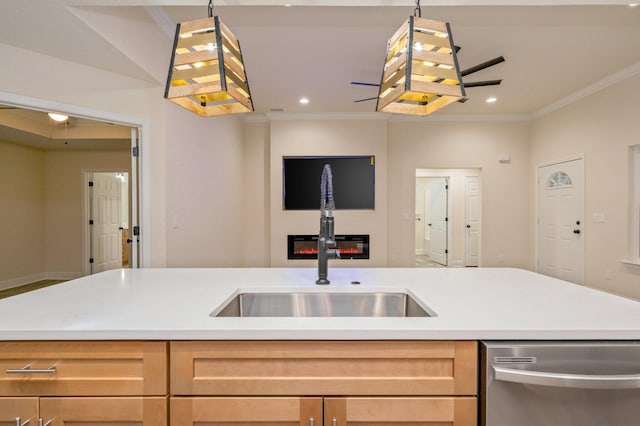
[316,164,340,285]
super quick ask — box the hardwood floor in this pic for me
[0,280,66,299]
[416,254,445,268]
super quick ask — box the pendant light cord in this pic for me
[414,0,422,17]
[208,0,214,18]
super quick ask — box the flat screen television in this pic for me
[283,156,375,210]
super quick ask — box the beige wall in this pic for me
[243,120,271,267]
[530,73,640,300]
[269,118,389,267]
[0,141,45,287]
[0,143,129,287]
[164,109,246,267]
[43,150,130,276]
[388,120,532,268]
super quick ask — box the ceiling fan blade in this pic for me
[461,56,505,77]
[463,79,502,88]
[351,81,381,87]
[353,97,378,103]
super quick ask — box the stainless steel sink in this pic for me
[211,290,434,317]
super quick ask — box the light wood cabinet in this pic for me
[0,397,38,426]
[171,396,476,426]
[324,396,477,426]
[0,341,168,426]
[40,397,167,426]
[171,397,322,425]
[0,341,167,396]
[170,340,478,426]
[2,339,478,425]
[171,340,477,396]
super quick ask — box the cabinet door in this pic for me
[39,397,167,426]
[324,397,477,426]
[0,398,38,426]
[171,397,322,425]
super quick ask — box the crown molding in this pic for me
[531,60,640,120]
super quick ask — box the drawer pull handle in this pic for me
[38,420,52,426]
[6,365,56,374]
[332,418,337,426]
[309,417,314,426]
[15,418,30,426]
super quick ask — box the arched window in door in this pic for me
[547,171,572,188]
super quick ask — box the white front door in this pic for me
[537,158,585,284]
[91,172,123,273]
[464,176,481,267]
[429,178,448,266]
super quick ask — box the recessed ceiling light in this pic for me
[299,97,309,105]
[48,112,69,122]
[486,97,497,104]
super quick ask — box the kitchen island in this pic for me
[0,267,639,340]
[1,267,639,426]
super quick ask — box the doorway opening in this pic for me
[0,93,144,293]
[415,168,481,268]
[84,171,131,275]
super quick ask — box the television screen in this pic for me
[283,156,375,210]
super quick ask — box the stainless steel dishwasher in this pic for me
[481,341,640,426]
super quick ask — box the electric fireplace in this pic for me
[288,234,370,260]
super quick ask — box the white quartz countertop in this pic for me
[0,267,639,340]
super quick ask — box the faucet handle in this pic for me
[329,248,341,260]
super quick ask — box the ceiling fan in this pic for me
[351,54,505,104]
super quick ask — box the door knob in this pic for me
[466,225,471,228]
[573,229,581,234]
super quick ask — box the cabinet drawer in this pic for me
[171,341,477,396]
[40,397,167,425]
[0,341,168,396]
[325,396,477,426]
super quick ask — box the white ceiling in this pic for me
[0,0,639,123]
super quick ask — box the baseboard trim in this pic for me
[0,272,82,291]
[44,272,83,281]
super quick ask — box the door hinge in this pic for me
[445,249,448,254]
[89,220,94,225]
[89,258,94,264]
[133,226,140,236]
[445,184,449,190]
[88,181,94,187]
[445,217,448,222]
[132,146,139,157]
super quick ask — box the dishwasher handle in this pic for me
[493,366,640,390]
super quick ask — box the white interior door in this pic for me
[465,176,481,267]
[429,178,448,266]
[537,158,585,284]
[91,172,123,273]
